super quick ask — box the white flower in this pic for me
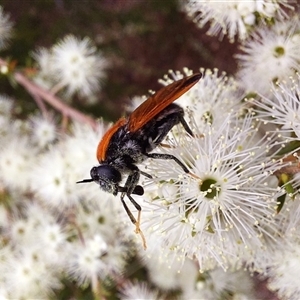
[67,232,128,288]
[32,47,57,90]
[0,6,13,49]
[33,35,107,98]
[9,217,36,245]
[267,244,300,300]
[119,281,162,300]
[5,248,62,298]
[256,0,292,19]
[3,202,65,298]
[76,195,127,239]
[181,0,291,42]
[251,73,300,139]
[0,136,36,192]
[0,94,13,115]
[51,35,107,97]
[33,47,53,72]
[183,267,255,300]
[67,234,107,286]
[139,233,198,291]
[30,115,57,149]
[30,148,76,208]
[236,16,300,96]
[142,113,283,271]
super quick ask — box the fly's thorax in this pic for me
[111,149,146,169]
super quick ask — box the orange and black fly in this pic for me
[77,73,202,249]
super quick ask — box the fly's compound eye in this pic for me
[90,166,100,181]
[90,165,121,195]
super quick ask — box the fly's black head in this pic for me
[90,165,121,195]
[77,165,121,196]
[77,165,145,196]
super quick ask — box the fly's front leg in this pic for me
[124,167,140,195]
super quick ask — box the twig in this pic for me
[14,72,98,130]
[0,59,98,130]
[32,93,49,120]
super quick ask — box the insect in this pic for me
[77,73,202,249]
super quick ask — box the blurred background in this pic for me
[2,1,299,299]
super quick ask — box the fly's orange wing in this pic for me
[128,73,201,132]
[96,73,201,162]
[97,117,127,162]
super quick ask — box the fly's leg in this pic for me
[121,193,147,249]
[145,152,201,180]
[121,169,147,249]
[179,115,194,137]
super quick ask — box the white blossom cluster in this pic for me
[0,7,12,50]
[0,98,136,298]
[182,0,294,42]
[33,35,107,100]
[1,3,300,300]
